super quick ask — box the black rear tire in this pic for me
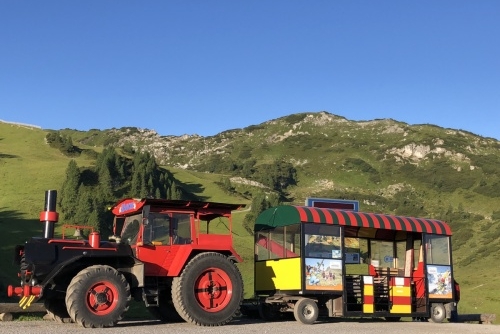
[65,265,130,328]
[172,252,243,326]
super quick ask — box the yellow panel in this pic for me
[392,286,411,297]
[390,305,412,313]
[363,304,374,313]
[255,258,302,292]
[364,285,373,296]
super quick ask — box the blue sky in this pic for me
[1,1,499,139]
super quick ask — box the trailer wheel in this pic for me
[65,265,130,328]
[429,303,446,323]
[293,298,318,324]
[172,252,243,326]
[44,298,72,323]
[148,289,183,322]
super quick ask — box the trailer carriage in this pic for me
[252,205,459,324]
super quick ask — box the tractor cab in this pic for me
[111,198,246,276]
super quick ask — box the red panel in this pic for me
[364,295,374,304]
[360,213,370,228]
[331,210,344,225]
[432,219,451,235]
[391,216,403,230]
[39,211,59,222]
[318,208,334,224]
[409,217,423,233]
[379,214,391,230]
[310,208,321,222]
[367,213,381,229]
[391,296,412,304]
[256,235,298,258]
[401,217,413,233]
[296,206,309,223]
[430,219,443,235]
[420,218,433,234]
[346,211,360,227]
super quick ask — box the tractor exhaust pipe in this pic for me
[40,190,58,239]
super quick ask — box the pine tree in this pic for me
[97,165,114,202]
[60,160,81,222]
[74,185,94,228]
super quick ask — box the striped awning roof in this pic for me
[255,205,452,236]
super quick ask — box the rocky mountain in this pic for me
[64,112,500,206]
[2,111,500,315]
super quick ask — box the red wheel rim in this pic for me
[194,267,233,312]
[85,280,119,315]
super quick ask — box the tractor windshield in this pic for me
[121,214,142,245]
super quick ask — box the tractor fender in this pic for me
[40,252,144,297]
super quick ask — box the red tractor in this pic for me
[7,190,246,328]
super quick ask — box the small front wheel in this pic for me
[429,303,446,323]
[293,298,318,324]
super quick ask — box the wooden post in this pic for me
[456,313,496,324]
[0,303,46,313]
[0,313,13,321]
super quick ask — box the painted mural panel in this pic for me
[427,265,453,299]
[305,258,343,291]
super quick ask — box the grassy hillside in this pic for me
[0,123,95,290]
[0,122,256,298]
[1,116,499,317]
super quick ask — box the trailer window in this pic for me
[395,240,406,270]
[425,235,450,265]
[255,224,300,261]
[285,224,301,258]
[304,224,341,259]
[370,240,394,268]
[269,227,284,259]
[255,231,271,261]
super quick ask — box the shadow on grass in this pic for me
[0,208,43,301]
[0,153,18,159]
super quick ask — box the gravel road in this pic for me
[0,318,497,334]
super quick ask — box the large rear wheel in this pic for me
[172,252,243,326]
[65,265,130,328]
